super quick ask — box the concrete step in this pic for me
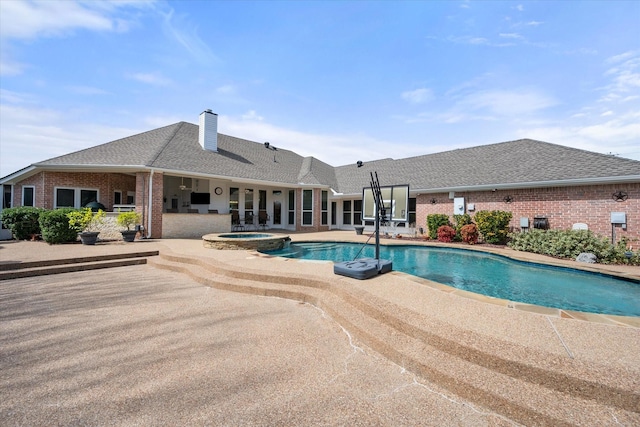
[147,252,640,427]
[0,251,159,280]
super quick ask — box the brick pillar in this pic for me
[136,171,164,239]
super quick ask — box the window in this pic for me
[80,190,98,207]
[321,191,328,225]
[244,188,254,213]
[342,200,351,225]
[288,190,295,225]
[22,186,35,207]
[229,187,239,213]
[354,199,362,225]
[54,187,99,208]
[302,189,313,226]
[56,188,75,208]
[114,191,122,205]
[3,185,12,210]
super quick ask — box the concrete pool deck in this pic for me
[1,231,639,425]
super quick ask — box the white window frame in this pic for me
[22,185,35,207]
[54,186,100,208]
[302,189,313,226]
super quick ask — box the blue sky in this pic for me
[1,0,639,176]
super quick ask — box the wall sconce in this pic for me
[612,190,628,202]
[503,195,513,203]
[430,198,437,204]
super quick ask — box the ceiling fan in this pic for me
[179,177,192,191]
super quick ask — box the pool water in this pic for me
[262,242,640,317]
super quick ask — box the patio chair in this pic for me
[244,212,256,230]
[231,211,244,231]
[258,210,270,230]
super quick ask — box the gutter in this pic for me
[146,169,154,239]
[410,175,640,195]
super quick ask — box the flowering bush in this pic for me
[460,223,479,244]
[427,214,450,239]
[437,225,456,243]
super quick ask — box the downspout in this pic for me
[146,169,154,238]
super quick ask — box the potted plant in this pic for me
[116,211,141,242]
[67,208,105,245]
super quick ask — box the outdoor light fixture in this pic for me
[612,190,628,202]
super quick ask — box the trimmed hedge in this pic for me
[508,229,639,265]
[39,208,79,244]
[474,210,512,244]
[0,206,45,240]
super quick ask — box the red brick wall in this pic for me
[135,171,164,238]
[294,188,330,232]
[12,172,136,210]
[416,183,639,242]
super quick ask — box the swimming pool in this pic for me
[262,242,640,317]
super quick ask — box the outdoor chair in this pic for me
[258,211,270,230]
[231,211,244,231]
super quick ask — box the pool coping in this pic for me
[263,239,640,328]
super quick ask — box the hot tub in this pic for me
[202,232,290,251]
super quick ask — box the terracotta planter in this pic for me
[79,231,100,245]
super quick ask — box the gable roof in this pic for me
[30,122,337,187]
[334,139,640,194]
[2,120,639,194]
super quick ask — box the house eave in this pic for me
[412,175,640,194]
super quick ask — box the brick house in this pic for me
[1,110,639,243]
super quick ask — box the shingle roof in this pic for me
[30,123,640,193]
[335,139,640,194]
[35,122,338,187]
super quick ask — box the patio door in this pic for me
[272,200,281,225]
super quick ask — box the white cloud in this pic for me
[216,85,236,94]
[159,6,218,65]
[401,88,434,104]
[218,113,410,167]
[0,104,138,176]
[129,72,171,86]
[499,33,522,39]
[455,88,557,117]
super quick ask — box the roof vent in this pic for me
[199,110,218,151]
[264,142,270,148]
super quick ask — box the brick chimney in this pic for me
[199,109,218,151]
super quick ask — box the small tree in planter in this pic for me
[67,208,105,245]
[116,211,141,242]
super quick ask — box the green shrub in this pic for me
[39,208,79,244]
[116,211,141,230]
[437,225,456,242]
[474,210,513,244]
[453,214,473,241]
[427,214,450,239]
[508,229,639,265]
[460,223,479,244]
[0,206,45,240]
[67,208,105,233]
